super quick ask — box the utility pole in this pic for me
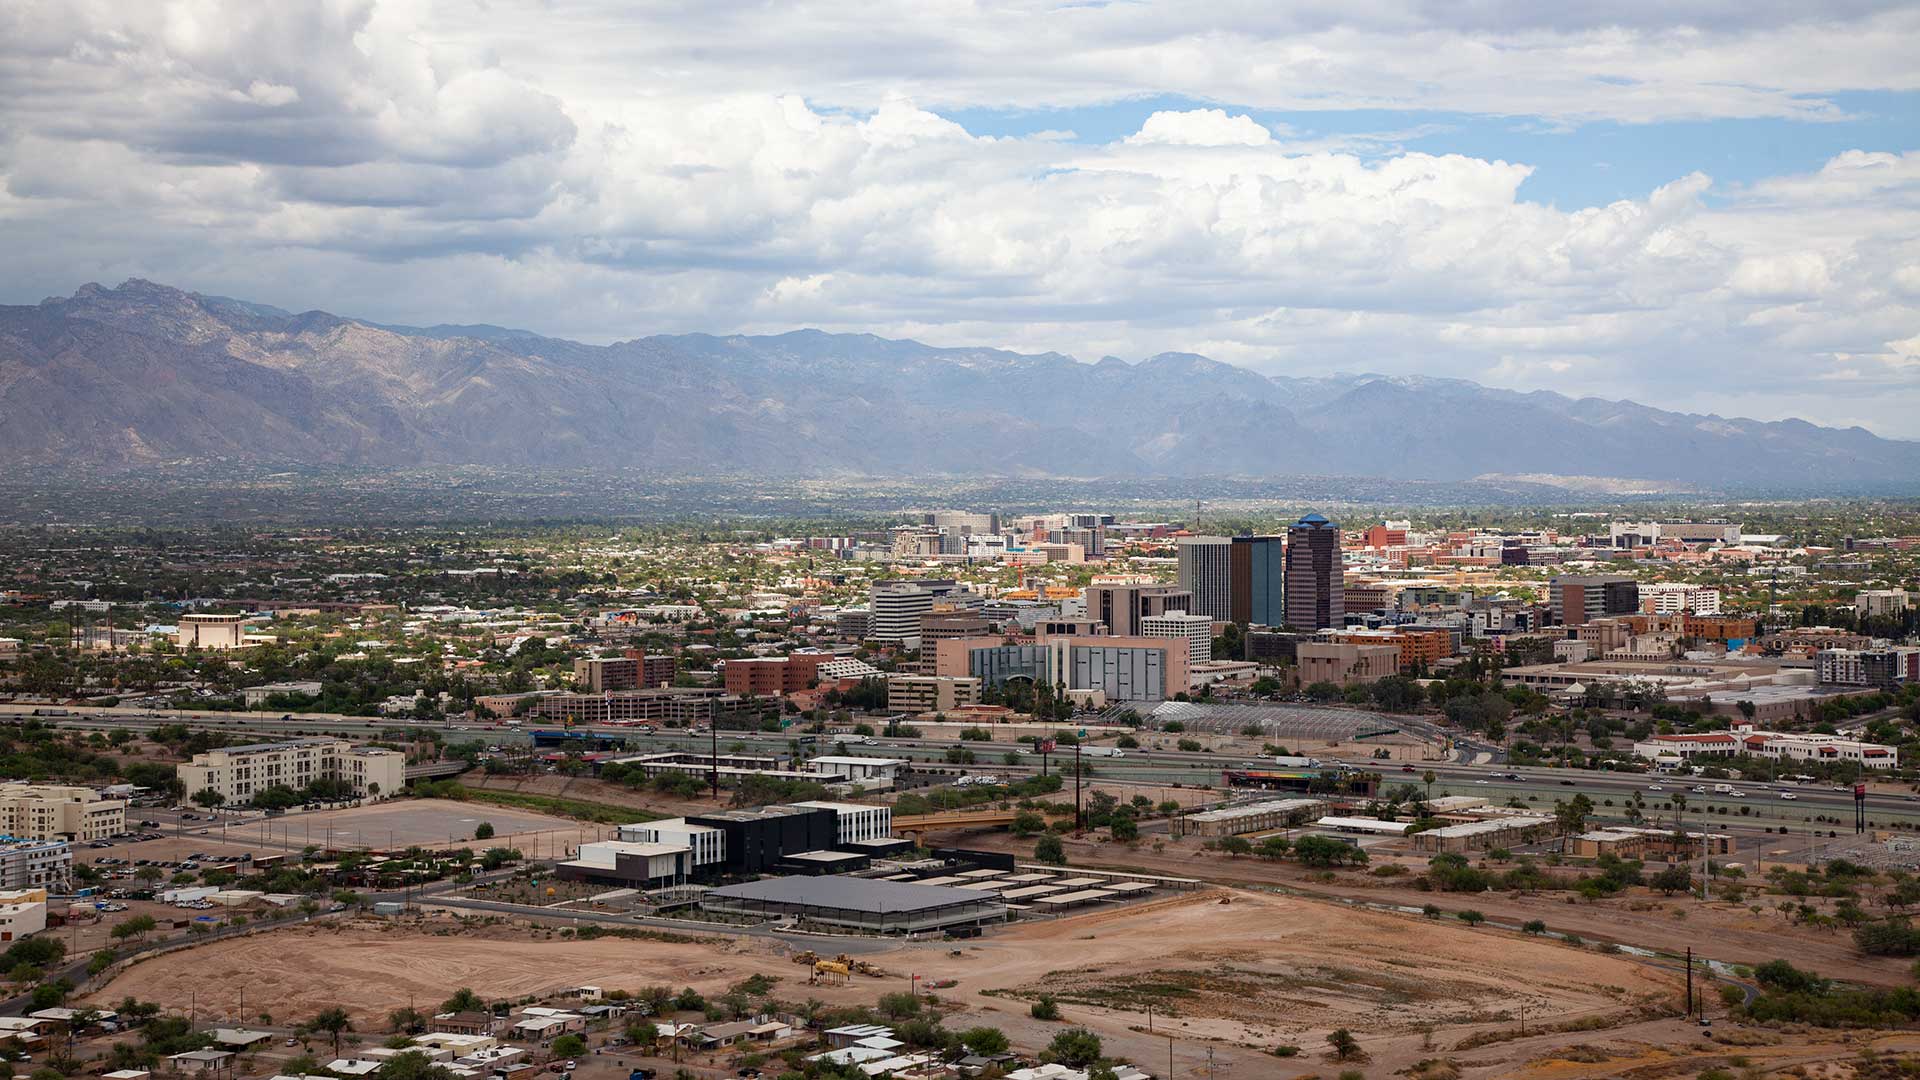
[1685,946,1694,1019]
[1074,742,1084,832]
[710,724,719,799]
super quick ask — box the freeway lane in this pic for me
[17,703,1920,828]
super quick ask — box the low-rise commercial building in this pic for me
[1633,724,1899,769]
[1296,642,1400,686]
[701,876,1006,934]
[885,675,980,713]
[1408,813,1557,853]
[0,888,47,942]
[1176,798,1327,838]
[176,613,248,650]
[555,841,693,889]
[0,784,126,841]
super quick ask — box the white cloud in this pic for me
[0,1,1918,436]
[1125,109,1273,147]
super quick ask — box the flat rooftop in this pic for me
[705,875,996,915]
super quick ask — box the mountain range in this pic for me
[3,279,1916,492]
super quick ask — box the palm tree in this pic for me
[310,1007,353,1057]
[1422,770,1436,800]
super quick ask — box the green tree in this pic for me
[550,1034,586,1059]
[1043,1028,1102,1068]
[1327,1028,1361,1060]
[1035,834,1067,866]
[440,988,485,1014]
[308,1007,353,1057]
[959,1027,1010,1055]
[473,822,494,840]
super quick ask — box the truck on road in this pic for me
[1273,755,1321,768]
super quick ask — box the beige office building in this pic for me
[886,675,981,713]
[0,784,126,841]
[1296,642,1401,686]
[179,738,406,805]
[176,613,248,650]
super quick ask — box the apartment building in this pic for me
[1140,611,1214,664]
[574,654,677,692]
[524,688,762,726]
[1639,584,1722,615]
[1819,647,1920,690]
[1857,589,1911,619]
[1328,627,1453,672]
[0,840,71,891]
[179,738,406,805]
[722,653,827,696]
[0,783,126,842]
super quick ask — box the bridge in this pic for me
[892,808,1021,836]
[403,761,473,782]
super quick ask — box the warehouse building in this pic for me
[700,875,1007,933]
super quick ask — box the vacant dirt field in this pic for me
[90,919,790,1026]
[92,886,1681,1078]
[953,827,1919,986]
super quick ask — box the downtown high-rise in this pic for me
[1283,513,1343,629]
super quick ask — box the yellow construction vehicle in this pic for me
[810,959,851,985]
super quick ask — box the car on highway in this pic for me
[1473,779,1488,785]
[1780,791,1798,800]
[1559,779,1576,786]
[1401,765,1416,772]
[1726,790,1744,797]
[1646,784,1664,791]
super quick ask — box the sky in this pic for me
[2,1,1918,436]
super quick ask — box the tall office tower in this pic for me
[1230,535,1285,626]
[1549,574,1641,625]
[1177,536,1232,619]
[1083,583,1194,637]
[869,582,935,644]
[1283,513,1344,629]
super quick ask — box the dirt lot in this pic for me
[956,827,1918,986]
[89,918,788,1027]
[88,886,1682,1078]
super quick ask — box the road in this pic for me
[15,702,1920,829]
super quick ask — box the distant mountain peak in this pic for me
[2,279,1914,493]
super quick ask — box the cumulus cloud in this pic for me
[1125,109,1273,147]
[0,0,1917,435]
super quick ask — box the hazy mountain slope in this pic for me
[2,279,1916,489]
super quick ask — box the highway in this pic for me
[13,702,1920,830]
